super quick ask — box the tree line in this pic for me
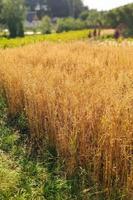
[26,0,85,18]
[0,0,133,38]
[106,3,133,36]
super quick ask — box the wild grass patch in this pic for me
[0,41,133,199]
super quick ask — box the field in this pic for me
[0,30,89,48]
[0,37,133,199]
[0,28,132,49]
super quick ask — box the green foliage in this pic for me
[106,3,133,36]
[47,0,84,18]
[0,153,20,199]
[79,10,89,20]
[25,0,84,18]
[17,112,29,133]
[43,175,71,200]
[0,30,89,48]
[80,3,133,36]
[56,17,86,33]
[0,94,6,119]
[1,0,25,38]
[0,95,72,200]
[40,16,52,34]
[56,18,75,32]
[86,10,103,28]
[7,112,29,134]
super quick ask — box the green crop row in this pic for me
[0,30,89,48]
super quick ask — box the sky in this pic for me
[84,0,133,11]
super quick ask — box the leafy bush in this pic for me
[79,10,89,20]
[40,16,52,34]
[56,17,86,33]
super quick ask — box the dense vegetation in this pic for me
[0,0,25,37]
[0,30,90,48]
[106,3,133,36]
[25,0,85,18]
[0,95,75,200]
[0,41,133,199]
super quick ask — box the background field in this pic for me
[0,30,89,48]
[1,29,133,50]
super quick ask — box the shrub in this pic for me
[56,17,86,33]
[79,10,89,20]
[40,16,52,34]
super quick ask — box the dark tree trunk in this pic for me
[8,22,17,38]
[17,22,24,37]
[8,21,24,38]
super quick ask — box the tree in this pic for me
[25,0,84,18]
[106,3,133,36]
[47,0,83,18]
[73,0,84,17]
[56,17,86,33]
[86,9,103,28]
[1,0,25,38]
[47,0,69,17]
[0,0,4,22]
[79,10,89,20]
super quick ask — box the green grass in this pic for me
[0,30,89,48]
[0,95,73,200]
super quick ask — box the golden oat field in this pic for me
[0,41,133,199]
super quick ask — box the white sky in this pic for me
[84,0,133,11]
